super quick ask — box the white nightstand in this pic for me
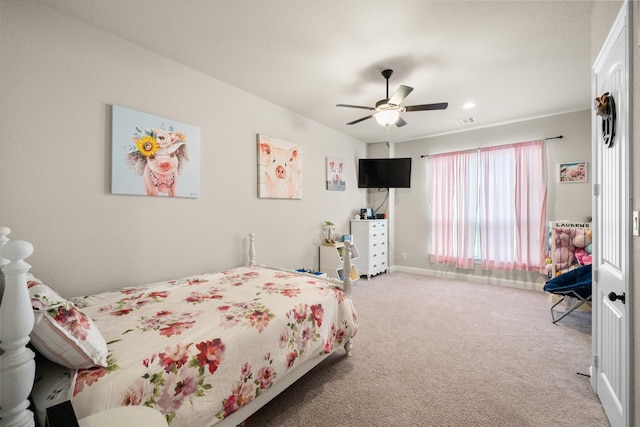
[78,406,168,427]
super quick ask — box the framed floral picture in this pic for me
[559,161,587,183]
[326,157,345,191]
[111,105,200,198]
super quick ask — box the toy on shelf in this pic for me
[545,221,592,277]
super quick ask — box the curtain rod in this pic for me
[420,135,564,158]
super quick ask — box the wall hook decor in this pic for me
[595,92,616,148]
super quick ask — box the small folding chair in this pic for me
[543,264,592,324]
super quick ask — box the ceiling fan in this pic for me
[337,69,448,127]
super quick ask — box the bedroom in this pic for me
[0,1,638,426]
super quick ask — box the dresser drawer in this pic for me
[370,239,386,253]
[370,252,386,267]
[368,222,387,239]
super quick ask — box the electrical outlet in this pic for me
[633,211,639,236]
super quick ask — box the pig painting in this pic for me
[326,157,345,191]
[257,135,303,199]
[112,105,199,198]
[125,127,189,197]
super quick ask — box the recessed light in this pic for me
[463,102,476,109]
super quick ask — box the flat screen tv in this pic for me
[358,158,412,188]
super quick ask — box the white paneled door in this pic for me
[591,2,632,426]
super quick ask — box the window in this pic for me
[428,140,547,272]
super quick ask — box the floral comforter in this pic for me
[69,266,358,426]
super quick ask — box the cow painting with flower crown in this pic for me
[125,126,190,197]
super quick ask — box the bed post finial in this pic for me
[248,233,256,266]
[0,226,11,301]
[0,226,11,269]
[0,226,10,243]
[0,239,36,427]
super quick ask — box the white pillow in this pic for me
[27,277,108,369]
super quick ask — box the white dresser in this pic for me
[350,219,388,279]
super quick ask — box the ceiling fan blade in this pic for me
[395,117,408,127]
[346,115,373,125]
[336,104,375,110]
[403,102,449,112]
[388,85,413,106]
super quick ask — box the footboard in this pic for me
[0,227,37,427]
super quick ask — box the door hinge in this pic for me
[593,354,598,369]
[593,183,600,197]
[593,269,598,282]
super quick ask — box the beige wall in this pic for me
[0,2,366,296]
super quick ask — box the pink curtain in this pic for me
[479,140,546,271]
[428,149,478,269]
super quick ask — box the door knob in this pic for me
[608,291,626,304]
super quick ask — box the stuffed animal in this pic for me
[546,228,576,276]
[573,228,592,249]
[574,248,592,266]
[572,228,592,265]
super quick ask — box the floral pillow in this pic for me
[27,276,108,369]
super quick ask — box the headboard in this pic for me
[0,226,37,427]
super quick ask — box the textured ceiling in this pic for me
[38,0,595,143]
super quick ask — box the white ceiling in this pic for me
[38,0,595,143]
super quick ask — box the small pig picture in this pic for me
[112,105,200,198]
[326,157,345,191]
[257,134,303,199]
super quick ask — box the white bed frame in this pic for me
[0,228,354,427]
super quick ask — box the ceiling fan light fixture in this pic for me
[374,109,400,126]
[337,68,448,127]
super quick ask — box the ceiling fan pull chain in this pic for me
[386,123,391,146]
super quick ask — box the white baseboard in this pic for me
[389,265,546,292]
